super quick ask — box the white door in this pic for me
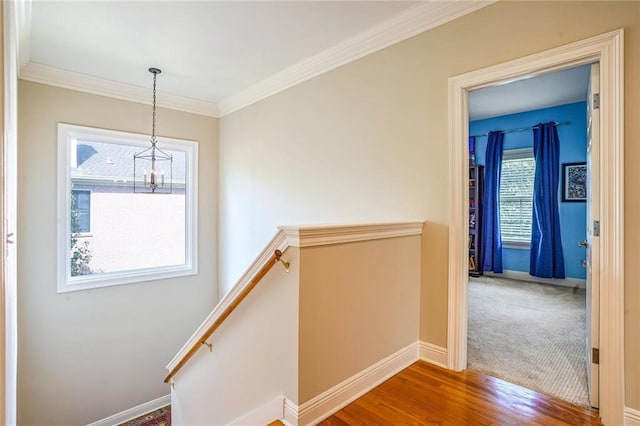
[585,62,600,409]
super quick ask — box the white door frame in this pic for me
[447,30,624,425]
[3,1,19,424]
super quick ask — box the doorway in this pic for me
[465,64,595,407]
[447,30,624,426]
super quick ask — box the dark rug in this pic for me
[120,406,170,426]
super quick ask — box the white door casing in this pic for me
[448,30,624,425]
[585,62,600,409]
[3,1,19,424]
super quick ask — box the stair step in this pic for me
[266,420,284,426]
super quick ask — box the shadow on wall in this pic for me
[421,221,449,348]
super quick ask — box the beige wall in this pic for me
[172,247,299,425]
[420,222,448,346]
[219,1,640,409]
[298,236,420,403]
[17,81,218,425]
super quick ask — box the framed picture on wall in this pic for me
[562,162,587,202]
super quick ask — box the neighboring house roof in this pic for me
[71,140,187,184]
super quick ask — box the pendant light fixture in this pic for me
[133,67,173,193]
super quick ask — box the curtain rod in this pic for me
[469,121,571,139]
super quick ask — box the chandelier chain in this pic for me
[134,67,171,194]
[152,71,157,143]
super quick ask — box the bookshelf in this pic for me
[469,165,484,277]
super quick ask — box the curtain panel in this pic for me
[530,122,565,278]
[481,131,504,273]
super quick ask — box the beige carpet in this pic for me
[467,276,590,407]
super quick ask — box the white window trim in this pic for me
[57,123,199,293]
[500,147,534,246]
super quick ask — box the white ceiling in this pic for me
[468,64,592,121]
[20,0,495,116]
[25,0,589,120]
[20,1,590,119]
[29,1,418,102]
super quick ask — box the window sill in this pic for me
[73,233,93,238]
[503,240,530,250]
[58,263,197,293]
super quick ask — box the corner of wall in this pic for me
[420,221,449,347]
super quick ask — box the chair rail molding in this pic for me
[448,29,624,426]
[278,221,424,248]
[166,221,424,381]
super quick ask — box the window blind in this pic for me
[500,150,535,243]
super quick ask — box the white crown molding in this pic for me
[16,1,493,119]
[279,221,424,248]
[86,394,170,426]
[217,1,495,116]
[19,62,219,117]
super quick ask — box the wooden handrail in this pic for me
[164,249,285,383]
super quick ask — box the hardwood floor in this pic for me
[318,361,601,425]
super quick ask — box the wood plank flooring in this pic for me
[318,361,601,425]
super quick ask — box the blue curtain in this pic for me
[469,136,476,165]
[530,122,565,278]
[481,131,504,273]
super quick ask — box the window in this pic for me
[71,189,91,233]
[500,148,535,245]
[58,123,198,292]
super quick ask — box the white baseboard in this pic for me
[86,394,170,426]
[419,342,448,368]
[625,406,640,426]
[228,395,286,426]
[297,341,419,425]
[484,270,586,289]
[283,398,299,426]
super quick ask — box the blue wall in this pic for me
[469,101,587,279]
